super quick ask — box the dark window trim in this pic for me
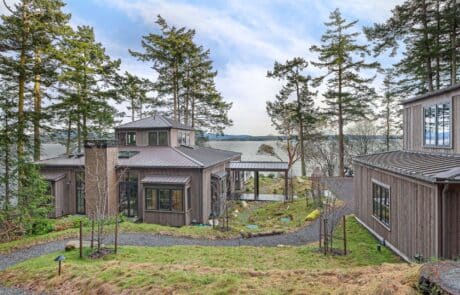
[371,179,390,230]
[76,171,85,214]
[422,98,452,149]
[126,131,137,146]
[148,130,169,146]
[144,185,185,213]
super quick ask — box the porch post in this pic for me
[284,170,288,201]
[255,171,259,200]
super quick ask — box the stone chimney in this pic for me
[84,140,119,218]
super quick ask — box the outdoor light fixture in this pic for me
[376,244,381,252]
[54,255,66,276]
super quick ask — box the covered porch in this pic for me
[227,161,290,201]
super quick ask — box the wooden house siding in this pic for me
[444,184,460,259]
[403,90,460,153]
[354,162,440,260]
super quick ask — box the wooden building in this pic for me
[37,115,241,226]
[354,84,460,261]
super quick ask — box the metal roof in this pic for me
[141,175,190,184]
[353,150,460,182]
[37,145,239,169]
[228,161,289,171]
[41,171,66,181]
[115,115,194,130]
[401,83,460,105]
[176,146,241,167]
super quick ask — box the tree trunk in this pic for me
[173,62,178,121]
[191,97,195,128]
[66,116,72,156]
[295,72,307,177]
[131,97,135,121]
[3,115,10,210]
[422,0,434,91]
[435,0,441,90]
[33,49,42,161]
[338,65,345,177]
[451,0,457,85]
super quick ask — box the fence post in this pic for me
[323,218,328,255]
[91,220,94,249]
[318,215,322,249]
[343,215,347,255]
[114,215,119,254]
[79,220,83,259]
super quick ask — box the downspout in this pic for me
[441,182,449,259]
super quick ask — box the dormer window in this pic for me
[423,102,451,147]
[127,132,136,146]
[178,131,190,146]
[149,130,169,146]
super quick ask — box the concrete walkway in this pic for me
[0,177,354,272]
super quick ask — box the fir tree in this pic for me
[310,8,379,176]
[379,70,402,152]
[267,58,319,176]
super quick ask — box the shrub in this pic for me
[27,219,54,235]
[267,173,275,179]
[54,215,90,231]
[305,209,321,221]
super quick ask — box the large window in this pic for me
[144,187,184,212]
[117,132,126,146]
[424,102,451,147]
[372,181,390,227]
[127,131,136,146]
[76,171,85,214]
[148,131,169,146]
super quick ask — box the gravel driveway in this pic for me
[0,177,354,293]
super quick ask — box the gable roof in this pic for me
[401,83,460,105]
[115,115,194,130]
[353,150,460,182]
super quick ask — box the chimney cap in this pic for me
[84,139,118,148]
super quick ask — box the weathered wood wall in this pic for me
[403,91,460,153]
[444,184,460,259]
[354,163,440,260]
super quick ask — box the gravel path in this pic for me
[0,177,354,294]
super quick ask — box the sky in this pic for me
[56,0,402,135]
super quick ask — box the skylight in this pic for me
[118,151,139,159]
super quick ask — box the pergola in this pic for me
[228,161,290,201]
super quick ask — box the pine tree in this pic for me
[118,71,160,121]
[29,0,70,161]
[267,58,319,176]
[130,15,194,122]
[57,26,121,152]
[310,8,379,176]
[379,70,402,152]
[130,15,232,133]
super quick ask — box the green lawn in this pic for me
[0,198,321,253]
[0,216,418,294]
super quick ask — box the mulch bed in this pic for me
[88,248,114,259]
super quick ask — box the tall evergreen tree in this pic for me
[379,70,402,152]
[267,58,318,176]
[130,15,232,133]
[56,26,121,152]
[310,9,378,176]
[365,0,460,94]
[118,71,160,121]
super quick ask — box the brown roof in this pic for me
[353,150,460,182]
[41,171,66,181]
[37,146,240,169]
[228,161,289,171]
[141,175,191,185]
[115,115,194,130]
[401,83,460,105]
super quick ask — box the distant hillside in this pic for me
[204,134,287,141]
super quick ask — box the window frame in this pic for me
[144,186,185,213]
[126,131,137,146]
[422,98,452,149]
[371,179,390,229]
[148,130,169,146]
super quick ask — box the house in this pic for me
[354,84,460,261]
[37,115,243,226]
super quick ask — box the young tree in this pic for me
[266,58,319,176]
[310,8,378,176]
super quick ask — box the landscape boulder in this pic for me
[419,261,460,294]
[65,240,103,251]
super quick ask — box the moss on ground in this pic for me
[0,216,418,294]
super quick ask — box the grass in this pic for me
[0,216,419,294]
[0,196,322,253]
[244,175,311,196]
